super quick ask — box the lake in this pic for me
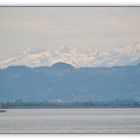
[0,108,140,133]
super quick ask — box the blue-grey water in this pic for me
[0,108,140,133]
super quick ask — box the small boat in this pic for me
[0,109,6,113]
[0,103,6,113]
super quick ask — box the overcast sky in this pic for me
[0,7,140,61]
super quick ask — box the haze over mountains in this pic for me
[0,42,140,68]
[0,62,140,107]
[0,42,140,107]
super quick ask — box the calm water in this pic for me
[0,108,140,133]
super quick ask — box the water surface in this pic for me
[0,108,140,133]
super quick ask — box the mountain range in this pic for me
[0,62,140,107]
[0,42,140,68]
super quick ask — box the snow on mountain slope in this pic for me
[0,42,140,68]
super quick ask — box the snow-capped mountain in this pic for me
[0,42,140,68]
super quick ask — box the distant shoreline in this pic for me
[6,105,140,109]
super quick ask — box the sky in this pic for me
[0,7,140,61]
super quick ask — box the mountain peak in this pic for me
[0,41,140,68]
[51,62,75,70]
[59,46,70,53]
